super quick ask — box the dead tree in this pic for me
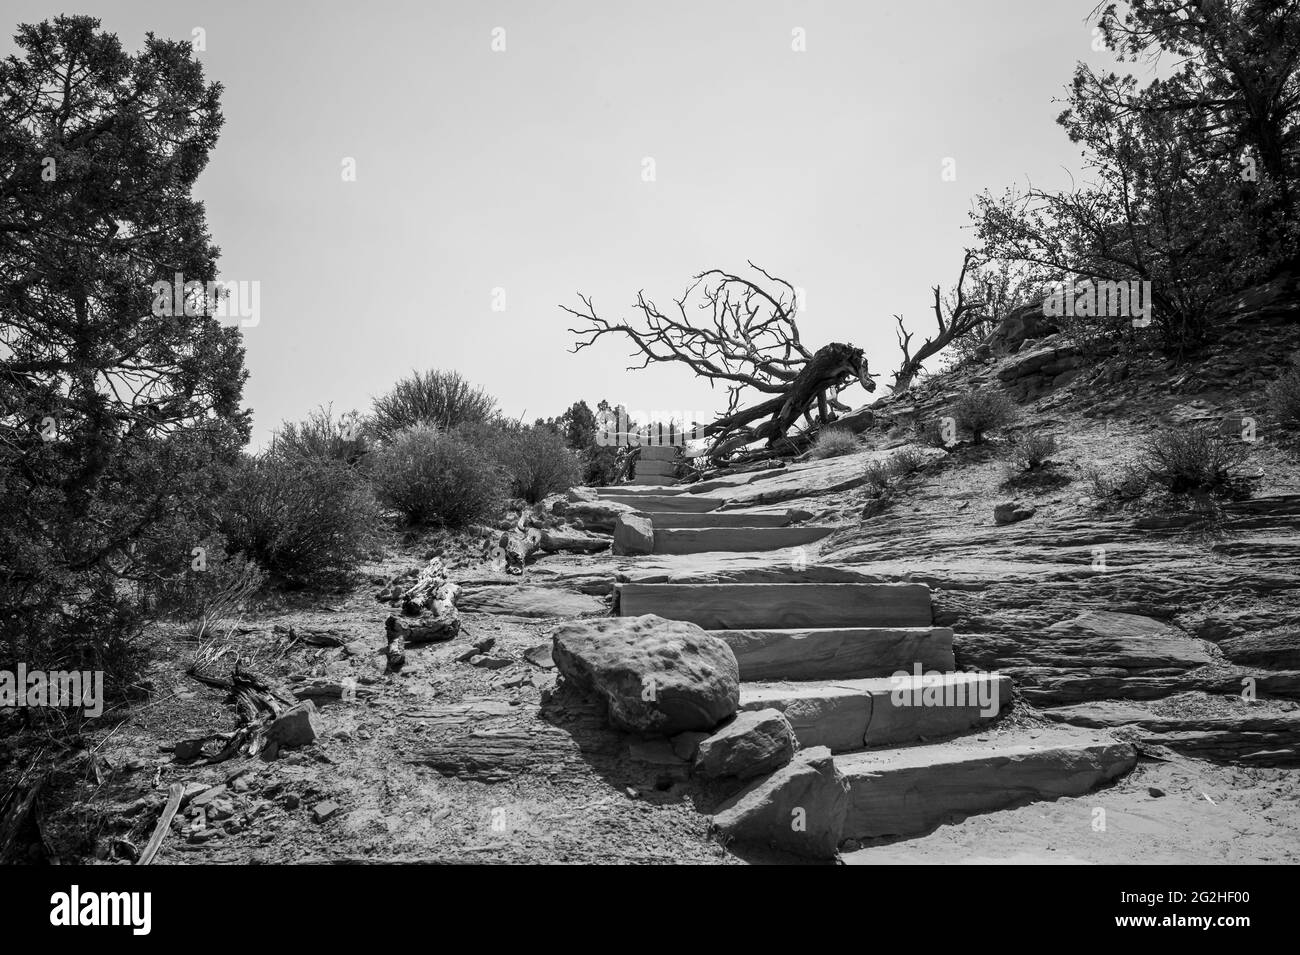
[891,250,991,392]
[562,263,875,461]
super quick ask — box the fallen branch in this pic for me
[137,782,184,865]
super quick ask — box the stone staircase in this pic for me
[595,482,1137,855]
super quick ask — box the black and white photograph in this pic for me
[0,0,1294,918]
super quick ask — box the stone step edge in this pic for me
[740,672,1013,752]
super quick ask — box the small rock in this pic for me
[207,797,236,821]
[612,514,654,556]
[189,784,227,808]
[173,738,205,761]
[472,635,497,653]
[523,643,555,669]
[267,700,323,749]
[993,500,1036,525]
[178,782,210,807]
[1148,787,1166,798]
[283,793,301,810]
[312,800,340,823]
[694,709,797,781]
[472,655,513,670]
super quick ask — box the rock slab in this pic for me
[711,746,848,859]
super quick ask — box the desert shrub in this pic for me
[492,426,583,503]
[951,387,1018,443]
[1266,366,1300,434]
[914,417,954,449]
[810,428,863,459]
[1085,462,1148,506]
[1007,432,1058,471]
[1141,426,1249,496]
[864,447,928,494]
[270,405,369,466]
[370,370,498,443]
[371,425,506,527]
[220,454,381,587]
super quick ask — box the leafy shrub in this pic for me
[810,428,863,459]
[370,370,498,443]
[221,454,381,587]
[492,426,583,503]
[1007,432,1058,471]
[1141,425,1249,496]
[951,387,1018,443]
[270,405,369,466]
[1266,366,1300,433]
[371,425,506,527]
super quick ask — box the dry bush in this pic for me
[371,425,506,527]
[952,387,1018,443]
[810,428,863,459]
[1007,431,1058,471]
[1142,425,1249,496]
[221,454,381,587]
[492,426,583,503]
[1266,366,1300,435]
[370,370,498,443]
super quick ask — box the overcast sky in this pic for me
[6,0,1122,447]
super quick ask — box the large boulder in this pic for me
[695,708,797,781]
[552,614,739,734]
[612,514,654,556]
[710,746,848,859]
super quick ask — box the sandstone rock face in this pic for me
[994,500,1036,525]
[985,302,1058,354]
[710,746,848,859]
[694,708,797,781]
[458,585,605,618]
[551,614,740,734]
[554,499,635,532]
[1044,697,1300,766]
[612,514,654,556]
[540,527,610,554]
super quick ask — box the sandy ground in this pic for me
[844,757,1300,864]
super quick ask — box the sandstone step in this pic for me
[651,525,835,555]
[601,494,720,513]
[638,445,683,462]
[635,462,679,478]
[716,627,955,681]
[836,728,1137,840]
[596,486,684,497]
[740,672,1010,751]
[638,511,794,528]
[616,582,931,629]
